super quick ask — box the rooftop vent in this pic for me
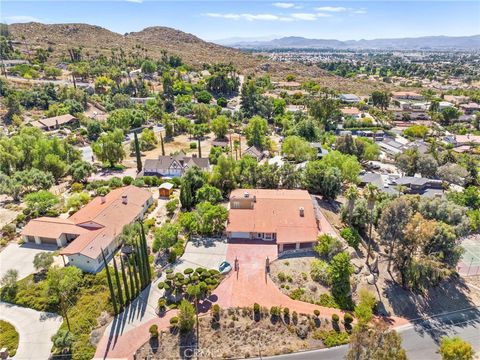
[101,196,106,204]
[244,191,249,198]
[299,207,304,217]
[122,195,128,205]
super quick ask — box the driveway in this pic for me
[0,302,62,360]
[0,243,57,281]
[94,237,228,359]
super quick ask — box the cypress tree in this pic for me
[198,138,202,158]
[128,256,140,298]
[131,255,141,297]
[135,237,146,290]
[134,132,142,173]
[139,221,151,283]
[112,257,124,309]
[160,133,165,156]
[120,256,130,304]
[102,248,118,315]
[180,180,193,210]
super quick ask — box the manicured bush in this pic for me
[270,306,281,317]
[158,298,166,311]
[332,314,340,323]
[212,304,220,321]
[122,176,134,185]
[313,309,320,317]
[340,227,361,248]
[184,268,194,276]
[344,313,353,324]
[253,303,260,314]
[283,307,290,318]
[170,317,179,326]
[292,311,298,324]
[149,324,159,338]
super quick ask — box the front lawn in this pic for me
[0,320,19,357]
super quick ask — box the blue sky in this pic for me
[1,1,479,41]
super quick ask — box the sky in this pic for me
[1,1,479,41]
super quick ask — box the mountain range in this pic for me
[219,35,480,50]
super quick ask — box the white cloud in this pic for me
[314,6,347,12]
[291,13,318,21]
[352,9,367,14]
[272,2,295,9]
[205,13,290,21]
[126,0,143,3]
[3,15,42,23]
[316,13,333,18]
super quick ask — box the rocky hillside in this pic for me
[7,22,394,94]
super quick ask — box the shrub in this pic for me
[289,288,305,300]
[71,182,84,192]
[184,268,194,276]
[170,317,179,326]
[122,176,134,185]
[96,186,110,196]
[270,306,281,318]
[314,234,343,260]
[217,97,227,107]
[292,311,298,324]
[277,272,287,282]
[158,298,166,311]
[212,304,220,321]
[149,324,159,338]
[439,336,474,360]
[109,177,123,188]
[332,314,339,323]
[310,259,331,285]
[313,330,349,347]
[344,313,353,324]
[340,227,360,248]
[313,309,320,317]
[253,303,260,314]
[166,198,179,217]
[190,142,197,149]
[283,307,290,318]
[178,300,196,334]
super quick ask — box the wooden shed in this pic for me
[159,182,174,198]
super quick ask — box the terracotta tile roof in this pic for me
[340,107,360,115]
[22,186,152,260]
[227,189,319,244]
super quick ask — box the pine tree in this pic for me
[120,256,130,304]
[102,248,118,315]
[134,132,142,173]
[112,257,124,309]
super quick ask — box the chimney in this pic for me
[244,191,249,198]
[122,195,128,205]
[299,207,304,217]
[101,196,106,204]
[253,195,256,203]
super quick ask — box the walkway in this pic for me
[0,302,62,360]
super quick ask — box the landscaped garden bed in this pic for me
[136,305,351,359]
[0,320,19,357]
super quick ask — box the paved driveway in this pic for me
[174,237,228,273]
[0,243,57,281]
[0,302,62,360]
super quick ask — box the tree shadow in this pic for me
[178,331,197,359]
[383,276,480,344]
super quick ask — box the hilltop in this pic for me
[7,22,395,94]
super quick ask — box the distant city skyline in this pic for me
[1,1,479,41]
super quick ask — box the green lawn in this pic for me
[0,320,19,357]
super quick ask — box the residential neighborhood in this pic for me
[0,3,480,360]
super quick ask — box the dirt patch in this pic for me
[136,307,350,359]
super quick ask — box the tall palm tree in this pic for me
[345,184,359,225]
[364,184,378,267]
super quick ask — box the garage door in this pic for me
[40,237,58,245]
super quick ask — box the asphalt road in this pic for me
[258,307,480,360]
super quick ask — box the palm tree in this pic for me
[364,184,378,267]
[345,184,359,225]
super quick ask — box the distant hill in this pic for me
[5,22,398,94]
[222,35,480,50]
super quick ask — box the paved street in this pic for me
[0,243,57,280]
[259,307,480,360]
[0,302,62,360]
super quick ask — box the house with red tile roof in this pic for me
[226,189,320,253]
[21,186,153,273]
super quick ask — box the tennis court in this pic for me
[458,236,480,276]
